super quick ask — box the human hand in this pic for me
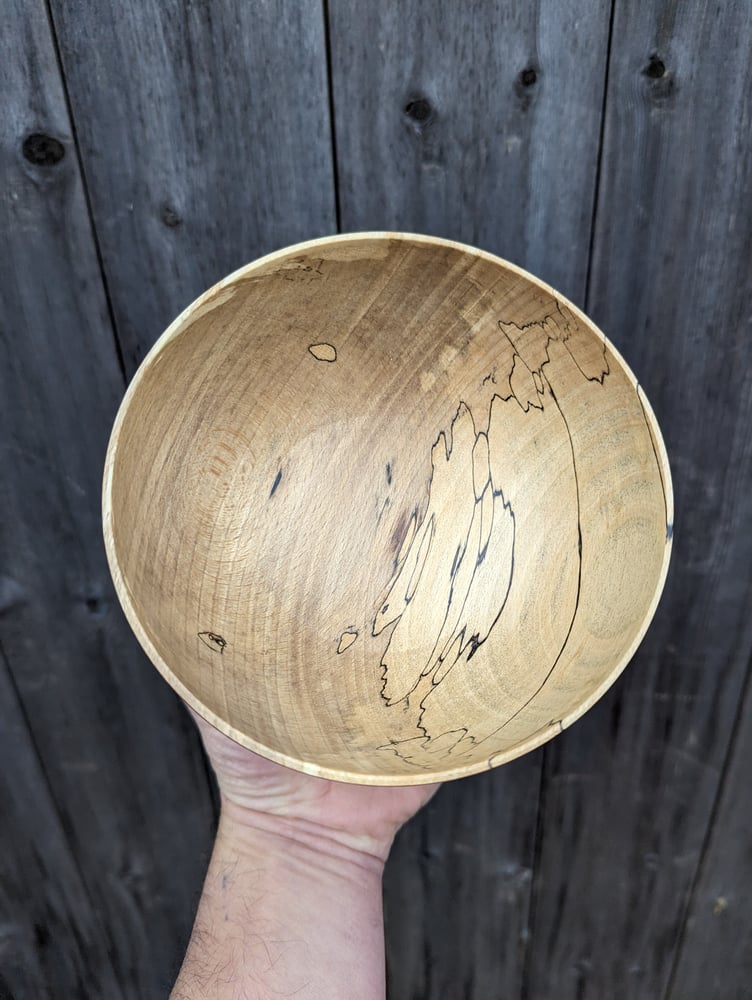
[190,707,441,864]
[172,709,440,999]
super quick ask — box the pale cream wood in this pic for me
[102,233,673,785]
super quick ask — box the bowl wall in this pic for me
[103,233,672,784]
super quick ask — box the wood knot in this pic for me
[642,53,666,79]
[404,96,433,128]
[641,53,674,103]
[161,204,182,228]
[22,133,65,166]
[515,65,540,110]
[84,595,110,618]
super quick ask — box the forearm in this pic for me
[170,803,387,1000]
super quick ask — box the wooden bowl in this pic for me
[103,233,672,785]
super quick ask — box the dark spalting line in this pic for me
[635,381,670,537]
[374,512,435,703]
[403,515,435,607]
[269,469,282,498]
[376,495,391,527]
[379,381,562,764]
[504,349,545,412]
[375,400,516,715]
[375,742,438,771]
[386,462,392,485]
[471,312,588,739]
[225,259,324,288]
[280,256,324,278]
[198,631,227,654]
[484,377,584,738]
[450,542,463,579]
[498,302,611,398]
[554,300,611,385]
[438,480,515,666]
[336,629,359,654]
[373,507,419,639]
[411,480,517,743]
[374,401,517,760]
[374,305,616,766]
[376,726,474,771]
[308,341,338,362]
[373,416,453,701]
[467,483,516,662]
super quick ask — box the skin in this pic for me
[170,708,440,1000]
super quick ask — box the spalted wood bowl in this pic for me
[103,234,672,785]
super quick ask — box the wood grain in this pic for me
[0,647,123,999]
[526,4,752,997]
[48,0,336,373]
[668,659,752,999]
[0,2,216,995]
[327,0,612,302]
[384,763,539,999]
[104,233,670,785]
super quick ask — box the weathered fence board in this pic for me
[527,3,752,997]
[327,0,612,302]
[326,3,613,996]
[384,763,539,1000]
[668,661,752,999]
[0,2,216,995]
[48,0,337,372]
[0,649,123,999]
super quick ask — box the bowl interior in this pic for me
[104,234,672,784]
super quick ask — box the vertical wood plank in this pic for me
[668,661,752,999]
[328,0,612,302]
[527,4,752,998]
[327,3,612,996]
[384,765,539,1000]
[1,1,217,994]
[0,649,123,999]
[48,0,337,373]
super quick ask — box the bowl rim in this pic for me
[102,231,674,785]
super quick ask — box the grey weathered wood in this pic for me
[327,3,612,996]
[384,764,538,999]
[1,2,216,995]
[48,0,337,373]
[668,661,752,999]
[328,0,612,302]
[0,648,123,999]
[526,4,752,998]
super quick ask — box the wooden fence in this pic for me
[2,1,750,997]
